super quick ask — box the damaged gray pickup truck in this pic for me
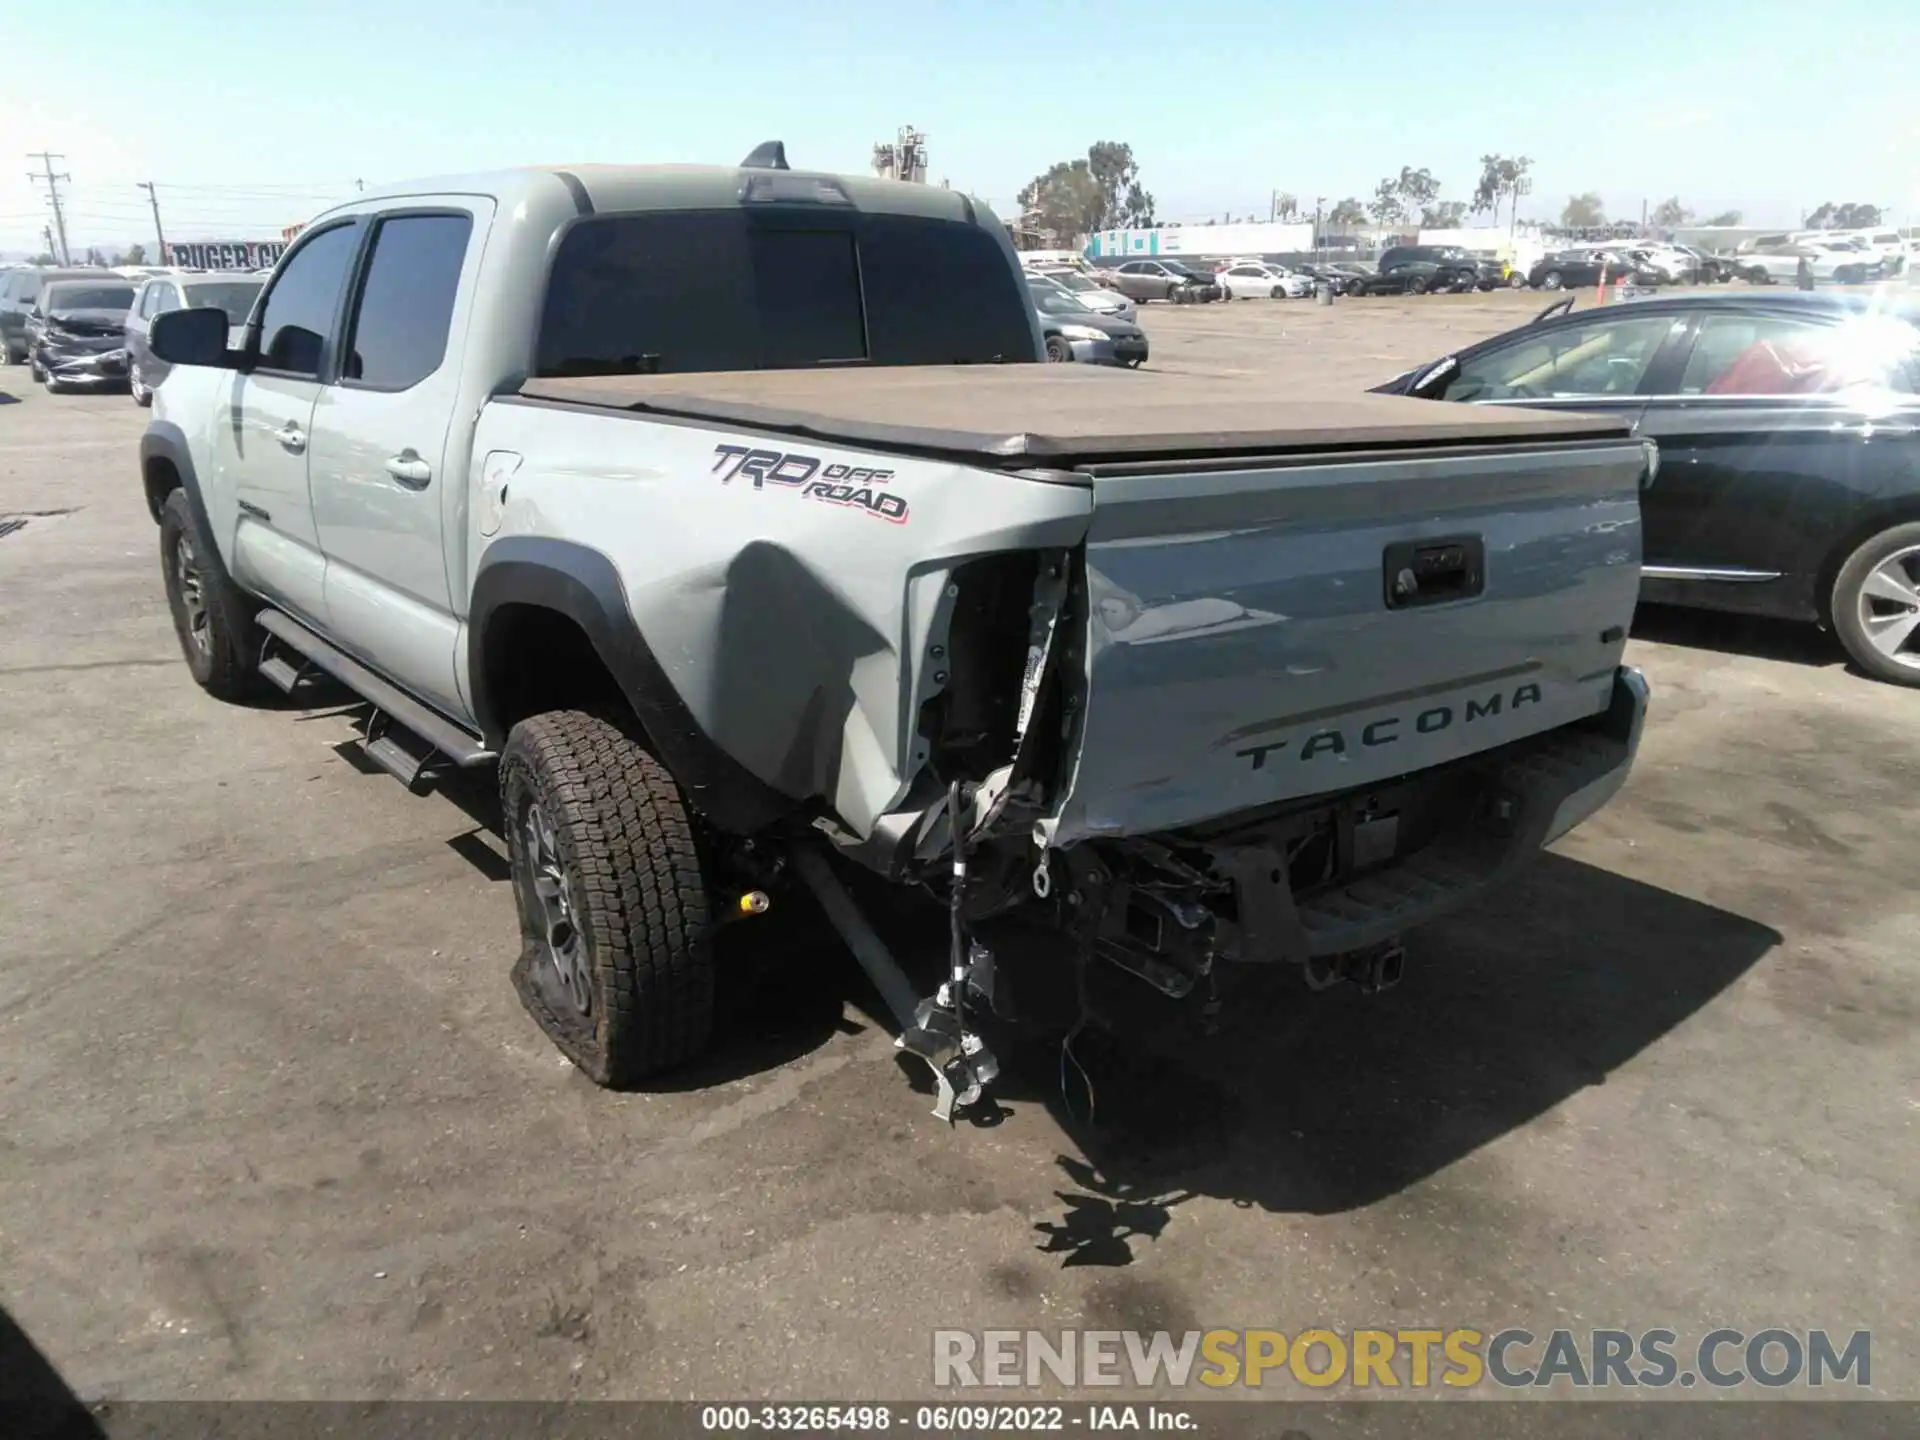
[139,146,1653,1120]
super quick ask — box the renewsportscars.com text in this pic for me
[932,1327,1872,1391]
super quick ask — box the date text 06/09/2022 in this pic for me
[699,1403,1197,1431]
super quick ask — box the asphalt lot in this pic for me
[1,292,1915,1405]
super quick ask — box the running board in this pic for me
[255,608,495,768]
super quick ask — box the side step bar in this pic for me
[256,608,495,769]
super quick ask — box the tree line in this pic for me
[1016,144,1887,243]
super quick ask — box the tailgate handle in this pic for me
[1384,535,1485,610]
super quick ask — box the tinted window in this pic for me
[41,284,135,311]
[1677,312,1919,396]
[1447,316,1678,402]
[256,223,359,377]
[183,281,263,322]
[344,213,472,388]
[536,210,1033,376]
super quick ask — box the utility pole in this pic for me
[138,181,168,264]
[27,151,72,265]
[1315,197,1325,262]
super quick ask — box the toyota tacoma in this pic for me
[139,145,1654,1120]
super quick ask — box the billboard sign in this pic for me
[163,240,288,271]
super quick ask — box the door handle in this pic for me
[384,452,433,488]
[273,422,306,454]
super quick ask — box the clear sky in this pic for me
[3,0,1916,254]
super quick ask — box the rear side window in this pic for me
[1678,313,1919,396]
[344,213,472,389]
[256,223,359,377]
[535,210,1033,376]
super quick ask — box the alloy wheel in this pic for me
[524,800,592,1015]
[1857,545,1920,670]
[174,534,210,656]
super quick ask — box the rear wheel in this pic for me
[1407,275,1430,295]
[1508,271,1528,289]
[501,711,717,1085]
[159,488,265,701]
[1345,279,1367,297]
[1830,523,1920,686]
[1541,270,1565,291]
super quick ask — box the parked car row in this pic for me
[0,263,265,399]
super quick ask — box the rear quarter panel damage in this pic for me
[466,401,1092,835]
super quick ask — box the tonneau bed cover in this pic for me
[517,365,1632,469]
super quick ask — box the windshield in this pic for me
[184,281,264,320]
[1029,285,1094,316]
[537,210,1035,374]
[42,284,136,312]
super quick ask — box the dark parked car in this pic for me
[25,279,137,392]
[1350,245,1481,296]
[1028,279,1149,366]
[1100,259,1221,304]
[1526,249,1654,291]
[1373,292,1920,685]
[1291,262,1349,294]
[125,271,265,406]
[1,266,107,365]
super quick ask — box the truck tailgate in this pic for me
[1048,439,1646,845]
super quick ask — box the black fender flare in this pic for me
[139,421,207,527]
[468,536,797,835]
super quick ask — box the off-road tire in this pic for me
[501,711,716,1086]
[1830,522,1920,687]
[158,488,265,701]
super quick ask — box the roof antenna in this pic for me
[740,140,789,171]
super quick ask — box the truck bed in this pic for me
[517,365,1630,470]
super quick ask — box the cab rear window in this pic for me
[535,210,1036,376]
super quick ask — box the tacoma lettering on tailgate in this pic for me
[1236,682,1544,770]
[710,443,910,524]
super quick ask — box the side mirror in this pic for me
[1410,355,1459,397]
[149,306,237,369]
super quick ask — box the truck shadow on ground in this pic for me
[987,852,1781,1265]
[0,1303,105,1438]
[1631,601,1846,672]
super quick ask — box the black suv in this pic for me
[1350,245,1481,296]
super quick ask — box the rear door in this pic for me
[212,220,362,625]
[1632,308,1920,615]
[309,202,487,720]
[133,280,180,385]
[124,279,158,377]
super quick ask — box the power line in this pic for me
[27,151,72,265]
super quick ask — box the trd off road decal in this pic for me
[710,444,909,524]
